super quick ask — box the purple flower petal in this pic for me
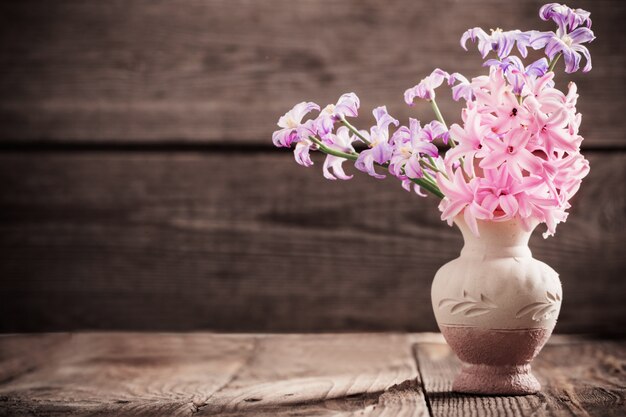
[404,69,450,103]
[334,92,360,118]
[294,140,314,167]
[449,72,474,102]
[355,151,385,179]
[571,44,592,72]
[323,155,352,180]
[272,128,297,148]
[372,106,399,130]
[526,58,549,76]
[568,27,595,44]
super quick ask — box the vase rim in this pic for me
[453,214,539,234]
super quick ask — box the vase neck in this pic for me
[455,216,536,258]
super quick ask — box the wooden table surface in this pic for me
[0,333,623,416]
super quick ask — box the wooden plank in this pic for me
[0,333,72,385]
[0,151,624,333]
[200,333,427,416]
[0,0,623,146]
[0,333,428,416]
[0,333,257,416]
[414,337,626,417]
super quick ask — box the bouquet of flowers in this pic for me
[272,3,594,238]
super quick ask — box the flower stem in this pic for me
[308,136,358,161]
[429,99,447,127]
[421,159,443,176]
[430,99,455,149]
[339,117,371,146]
[308,136,444,199]
[420,169,437,186]
[548,53,562,72]
[411,177,444,199]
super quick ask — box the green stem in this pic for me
[420,170,437,187]
[424,155,450,179]
[308,136,358,161]
[430,99,456,149]
[430,99,448,129]
[340,117,370,145]
[411,177,444,199]
[420,159,441,176]
[548,53,562,72]
[308,136,444,199]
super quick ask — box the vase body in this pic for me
[431,217,561,395]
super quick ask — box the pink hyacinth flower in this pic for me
[479,126,544,180]
[445,103,493,176]
[437,169,493,236]
[475,166,544,221]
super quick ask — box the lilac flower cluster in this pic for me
[461,2,595,73]
[272,3,594,238]
[272,94,447,197]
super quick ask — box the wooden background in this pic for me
[0,0,624,334]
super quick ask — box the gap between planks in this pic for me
[413,335,626,417]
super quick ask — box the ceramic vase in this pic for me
[431,216,562,395]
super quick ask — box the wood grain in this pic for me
[0,0,623,146]
[414,338,626,417]
[200,333,426,416]
[0,333,257,416]
[0,333,428,417]
[0,333,624,416]
[0,151,623,334]
[0,333,71,385]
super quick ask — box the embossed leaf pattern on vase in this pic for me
[515,291,562,321]
[438,290,498,317]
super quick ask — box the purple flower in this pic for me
[315,93,361,140]
[272,102,320,147]
[292,119,320,167]
[461,28,532,59]
[294,138,315,167]
[539,3,591,32]
[421,120,448,143]
[448,72,474,102]
[389,118,440,180]
[401,178,429,197]
[404,69,450,103]
[322,126,356,180]
[530,26,595,73]
[484,56,549,94]
[354,106,399,179]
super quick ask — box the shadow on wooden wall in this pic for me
[0,0,624,334]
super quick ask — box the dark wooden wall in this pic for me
[0,0,624,334]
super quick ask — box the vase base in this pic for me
[453,363,540,395]
[439,326,551,395]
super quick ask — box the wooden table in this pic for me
[0,333,623,416]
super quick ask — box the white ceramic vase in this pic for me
[431,216,562,395]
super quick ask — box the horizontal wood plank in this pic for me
[414,338,626,417]
[0,0,624,146]
[201,333,426,416]
[0,333,427,416]
[1,333,624,416]
[0,151,623,334]
[0,333,257,416]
